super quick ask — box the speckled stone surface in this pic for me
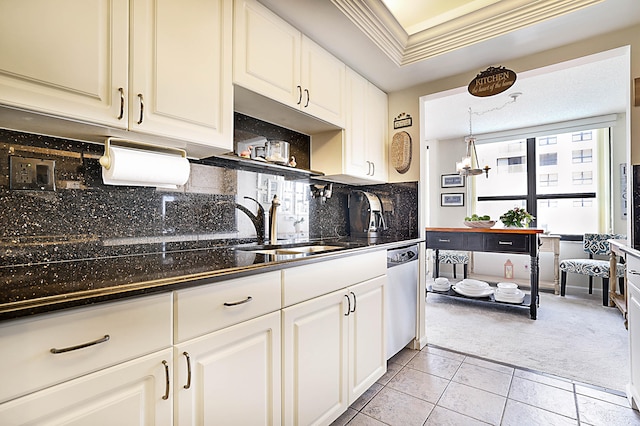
[0,123,419,321]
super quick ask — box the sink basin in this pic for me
[239,244,344,256]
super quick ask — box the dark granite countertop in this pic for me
[0,236,422,322]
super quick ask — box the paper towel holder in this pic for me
[99,137,187,170]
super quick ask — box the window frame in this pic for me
[475,133,606,238]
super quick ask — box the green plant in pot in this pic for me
[500,207,534,228]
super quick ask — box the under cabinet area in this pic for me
[0,293,173,424]
[282,251,387,425]
[0,249,390,425]
[0,0,233,157]
[0,349,173,425]
[234,0,346,128]
[174,311,281,425]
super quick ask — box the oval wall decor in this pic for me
[468,66,517,97]
[391,131,412,174]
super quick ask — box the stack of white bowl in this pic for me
[494,282,525,304]
[432,277,450,292]
[452,279,493,297]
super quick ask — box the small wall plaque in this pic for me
[468,66,517,97]
[393,113,412,129]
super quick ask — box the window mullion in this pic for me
[526,137,537,227]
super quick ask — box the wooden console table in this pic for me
[609,239,629,327]
[426,227,543,319]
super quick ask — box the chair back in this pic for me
[583,233,625,255]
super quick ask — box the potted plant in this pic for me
[500,207,534,228]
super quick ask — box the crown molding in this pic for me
[331,0,604,66]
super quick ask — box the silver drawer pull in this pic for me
[438,239,451,243]
[629,269,640,275]
[498,241,513,245]
[223,296,253,307]
[50,334,110,354]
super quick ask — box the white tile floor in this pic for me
[331,346,640,426]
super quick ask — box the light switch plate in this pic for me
[9,156,56,191]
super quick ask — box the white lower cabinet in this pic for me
[174,311,282,425]
[282,276,386,426]
[0,349,173,426]
[627,254,640,410]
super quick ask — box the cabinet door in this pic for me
[344,68,369,179]
[233,0,300,108]
[627,260,640,409]
[366,84,388,182]
[349,276,387,402]
[0,0,128,128]
[0,349,173,425]
[175,312,281,425]
[301,37,346,128]
[130,0,232,149]
[282,290,349,426]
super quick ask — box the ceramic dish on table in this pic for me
[432,277,450,292]
[452,285,494,298]
[463,220,496,228]
[494,288,526,304]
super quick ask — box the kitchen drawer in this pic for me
[174,271,281,343]
[627,254,640,291]
[282,250,386,307]
[426,232,464,250]
[484,233,530,253]
[0,293,172,404]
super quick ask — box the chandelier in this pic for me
[456,108,490,178]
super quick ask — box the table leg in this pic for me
[530,254,539,320]
[553,252,560,295]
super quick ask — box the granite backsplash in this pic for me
[0,116,418,267]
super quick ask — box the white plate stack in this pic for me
[432,277,450,292]
[452,279,493,298]
[494,282,526,304]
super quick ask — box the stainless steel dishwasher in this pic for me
[386,244,418,359]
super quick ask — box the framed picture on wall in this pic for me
[441,173,464,188]
[441,193,464,207]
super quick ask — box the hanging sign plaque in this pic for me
[468,66,517,97]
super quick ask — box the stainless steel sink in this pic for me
[238,244,344,256]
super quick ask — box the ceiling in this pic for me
[257,0,638,139]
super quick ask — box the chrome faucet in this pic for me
[269,195,280,243]
[234,196,265,244]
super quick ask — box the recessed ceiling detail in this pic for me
[331,0,605,66]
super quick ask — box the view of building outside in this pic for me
[473,128,607,235]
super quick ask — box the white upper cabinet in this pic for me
[0,0,129,128]
[234,0,346,128]
[130,0,233,151]
[311,68,389,184]
[0,0,233,157]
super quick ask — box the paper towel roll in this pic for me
[101,146,190,188]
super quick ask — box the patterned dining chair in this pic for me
[559,233,625,306]
[435,250,470,279]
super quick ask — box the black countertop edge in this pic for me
[0,238,424,323]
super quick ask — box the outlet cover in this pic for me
[9,156,56,191]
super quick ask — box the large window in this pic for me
[474,128,609,235]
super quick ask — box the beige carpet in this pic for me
[425,287,629,392]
